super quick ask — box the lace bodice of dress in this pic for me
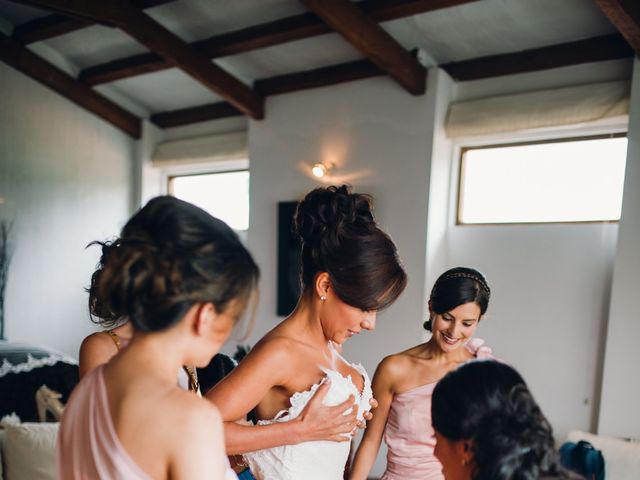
[243,362,372,480]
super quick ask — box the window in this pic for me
[168,170,249,231]
[457,136,627,224]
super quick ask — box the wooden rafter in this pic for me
[78,0,479,86]
[255,58,384,96]
[301,0,426,94]
[14,0,264,119]
[594,0,640,55]
[442,34,634,81]
[150,58,383,127]
[0,32,141,137]
[150,102,242,128]
[12,0,174,44]
[12,14,92,44]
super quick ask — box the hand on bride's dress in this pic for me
[296,381,359,443]
[356,397,378,430]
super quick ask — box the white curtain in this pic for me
[151,131,247,166]
[445,80,630,138]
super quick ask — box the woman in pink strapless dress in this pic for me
[350,267,493,480]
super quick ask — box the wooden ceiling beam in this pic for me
[362,0,482,19]
[150,102,243,128]
[151,58,386,128]
[255,58,384,96]
[594,0,640,55]
[301,0,426,94]
[16,0,264,119]
[78,14,328,86]
[12,14,92,44]
[442,34,634,81]
[78,0,480,86]
[0,32,141,137]
[12,0,174,44]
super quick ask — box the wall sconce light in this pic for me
[311,161,334,178]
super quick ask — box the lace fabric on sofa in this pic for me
[0,341,78,422]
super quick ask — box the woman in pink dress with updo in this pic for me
[57,196,259,480]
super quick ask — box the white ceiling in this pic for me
[0,0,621,118]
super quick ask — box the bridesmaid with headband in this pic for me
[350,267,494,480]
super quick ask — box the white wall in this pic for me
[0,62,135,358]
[598,58,640,439]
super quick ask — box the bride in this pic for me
[206,185,407,479]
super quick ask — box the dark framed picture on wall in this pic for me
[277,201,302,316]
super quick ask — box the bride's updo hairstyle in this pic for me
[432,361,570,480]
[293,185,406,311]
[88,196,259,332]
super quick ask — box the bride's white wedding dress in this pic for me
[243,358,373,480]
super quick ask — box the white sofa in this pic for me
[567,430,640,480]
[0,422,58,480]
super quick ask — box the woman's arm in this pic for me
[349,356,397,480]
[170,400,228,480]
[206,337,358,454]
[78,332,118,379]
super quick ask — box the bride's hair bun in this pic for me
[292,185,406,312]
[294,185,374,244]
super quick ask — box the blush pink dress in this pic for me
[56,365,237,480]
[380,338,493,480]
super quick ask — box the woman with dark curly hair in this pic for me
[57,196,260,480]
[431,360,578,480]
[206,185,407,479]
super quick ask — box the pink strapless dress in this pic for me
[381,338,493,480]
[57,365,237,480]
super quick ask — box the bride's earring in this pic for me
[320,295,326,301]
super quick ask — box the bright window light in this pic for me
[169,170,249,231]
[458,137,628,224]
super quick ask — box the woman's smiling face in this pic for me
[431,302,481,352]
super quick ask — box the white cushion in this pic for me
[1,423,58,480]
[567,429,640,480]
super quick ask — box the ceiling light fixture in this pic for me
[312,161,334,178]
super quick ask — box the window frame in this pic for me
[453,129,628,227]
[160,158,250,232]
